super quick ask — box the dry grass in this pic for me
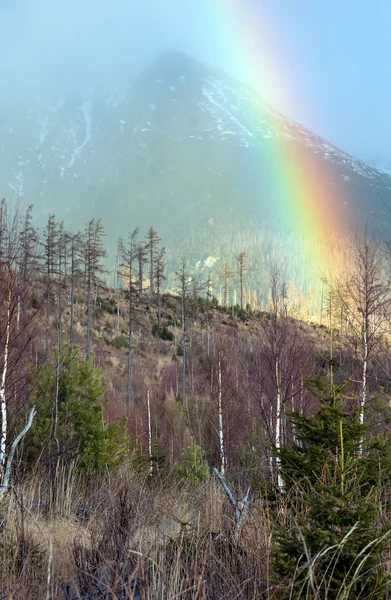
[0,466,389,599]
[0,467,271,599]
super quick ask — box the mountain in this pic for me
[363,156,391,178]
[1,50,391,295]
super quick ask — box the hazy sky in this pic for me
[1,0,390,163]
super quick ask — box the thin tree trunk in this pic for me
[360,314,368,449]
[117,281,120,332]
[86,276,92,360]
[275,356,282,489]
[147,389,153,476]
[0,274,11,478]
[138,257,143,298]
[45,282,50,361]
[149,245,153,308]
[329,295,334,388]
[181,291,186,406]
[127,273,133,410]
[69,275,74,346]
[157,291,161,326]
[218,358,225,477]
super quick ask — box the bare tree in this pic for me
[118,228,139,410]
[335,234,389,431]
[220,259,235,308]
[154,246,166,326]
[265,256,287,317]
[19,205,38,333]
[136,243,147,299]
[235,251,249,309]
[176,258,193,406]
[42,215,59,360]
[84,219,107,361]
[67,232,84,346]
[145,226,162,307]
[259,257,312,487]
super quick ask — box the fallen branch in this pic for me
[213,467,250,540]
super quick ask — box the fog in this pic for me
[1,0,390,162]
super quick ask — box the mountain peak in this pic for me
[137,49,215,86]
[153,50,207,72]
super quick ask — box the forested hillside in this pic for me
[0,201,391,597]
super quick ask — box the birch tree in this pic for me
[0,204,37,495]
[336,235,389,431]
[217,356,225,476]
[259,257,312,487]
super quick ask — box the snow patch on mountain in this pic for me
[119,120,126,135]
[68,101,92,168]
[36,116,49,148]
[202,79,255,141]
[9,170,24,196]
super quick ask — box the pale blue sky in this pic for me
[1,0,390,163]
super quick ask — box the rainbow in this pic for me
[208,0,351,288]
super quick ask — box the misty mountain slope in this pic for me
[1,50,391,293]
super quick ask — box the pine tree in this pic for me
[173,437,209,486]
[26,348,127,473]
[273,379,391,599]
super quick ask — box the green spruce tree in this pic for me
[273,379,391,599]
[26,349,128,473]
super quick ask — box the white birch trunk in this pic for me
[147,389,153,476]
[0,284,11,478]
[361,315,368,427]
[275,356,283,489]
[17,295,20,333]
[359,316,368,454]
[218,359,225,477]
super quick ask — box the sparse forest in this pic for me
[1,200,391,598]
